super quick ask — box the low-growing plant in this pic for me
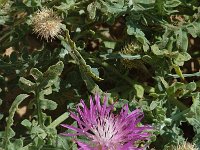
[0,0,200,149]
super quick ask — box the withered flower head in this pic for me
[32,7,62,41]
[120,41,142,69]
[173,142,198,150]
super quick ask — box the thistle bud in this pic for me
[32,8,62,41]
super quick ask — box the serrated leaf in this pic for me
[127,24,149,51]
[23,0,41,7]
[99,0,127,14]
[173,52,191,66]
[82,65,103,81]
[185,93,200,133]
[167,82,184,96]
[151,44,164,55]
[54,0,76,11]
[3,94,29,149]
[31,126,47,139]
[18,77,36,93]
[6,139,23,150]
[165,0,181,8]
[175,29,188,52]
[40,99,58,110]
[80,68,103,95]
[186,22,200,38]
[180,31,188,51]
[56,136,69,150]
[87,2,97,20]
[30,68,43,82]
[37,61,64,89]
[43,61,64,80]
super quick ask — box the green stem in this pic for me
[36,90,43,128]
[0,30,13,42]
[90,58,155,93]
[48,112,69,128]
[171,108,190,122]
[168,96,188,111]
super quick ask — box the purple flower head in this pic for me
[61,94,153,150]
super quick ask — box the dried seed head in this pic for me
[173,142,198,150]
[32,7,62,41]
[0,1,12,18]
[120,41,142,69]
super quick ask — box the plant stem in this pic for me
[48,112,69,128]
[36,90,43,128]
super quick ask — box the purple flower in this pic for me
[61,94,153,150]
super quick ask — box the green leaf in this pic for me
[185,93,200,134]
[150,101,158,111]
[40,99,58,110]
[173,52,191,66]
[175,29,188,52]
[30,68,43,82]
[37,61,64,89]
[165,0,181,8]
[151,44,164,55]
[134,84,144,98]
[80,68,103,95]
[100,53,141,60]
[186,22,200,38]
[0,0,7,6]
[167,82,184,96]
[0,99,3,120]
[59,48,68,59]
[44,61,64,80]
[3,94,29,149]
[18,77,36,93]
[41,86,53,96]
[10,51,18,63]
[99,0,127,14]
[103,41,116,49]
[21,119,32,129]
[56,136,69,150]
[54,0,76,11]
[186,82,196,92]
[126,23,149,51]
[172,65,184,80]
[87,2,98,20]
[23,0,41,7]
[90,68,99,77]
[7,139,23,150]
[31,125,47,139]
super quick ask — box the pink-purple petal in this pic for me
[61,93,153,150]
